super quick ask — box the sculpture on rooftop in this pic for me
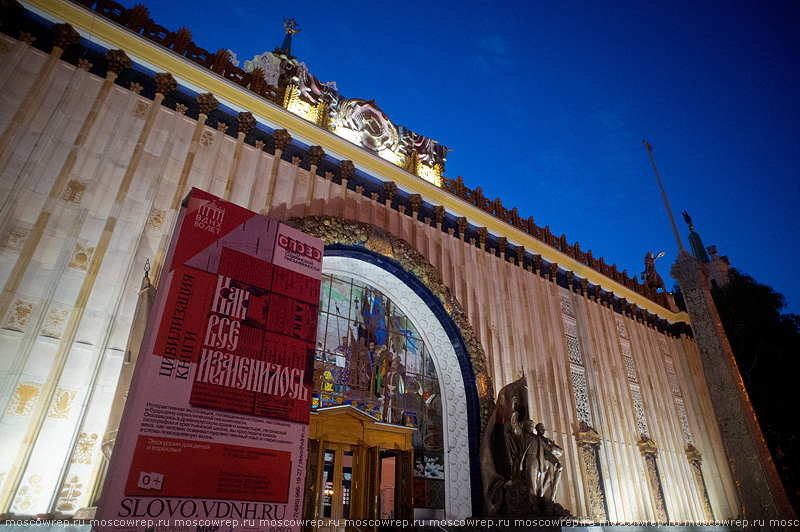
[643,251,666,292]
[682,210,694,231]
[480,377,569,517]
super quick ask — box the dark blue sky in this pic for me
[117,0,800,312]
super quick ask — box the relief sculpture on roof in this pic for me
[278,58,448,182]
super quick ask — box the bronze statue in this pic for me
[682,210,694,231]
[642,251,666,292]
[480,377,568,517]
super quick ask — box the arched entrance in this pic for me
[288,215,494,519]
[313,252,475,520]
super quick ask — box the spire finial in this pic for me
[144,259,151,277]
[280,17,301,54]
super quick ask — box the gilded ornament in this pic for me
[4,299,35,331]
[456,217,468,238]
[145,208,165,231]
[549,262,558,280]
[383,181,397,203]
[433,205,445,225]
[72,432,98,464]
[408,194,423,212]
[516,245,526,265]
[132,100,148,119]
[56,476,83,512]
[18,31,35,45]
[477,227,488,246]
[497,237,507,255]
[69,243,94,271]
[6,382,41,417]
[308,145,325,167]
[199,131,214,147]
[13,474,44,512]
[48,388,77,419]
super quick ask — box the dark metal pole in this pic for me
[643,140,684,250]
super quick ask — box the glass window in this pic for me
[313,273,445,500]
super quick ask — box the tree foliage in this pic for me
[711,269,800,511]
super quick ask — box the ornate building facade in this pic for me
[0,0,791,526]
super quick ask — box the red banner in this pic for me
[97,189,323,532]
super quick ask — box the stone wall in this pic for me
[0,20,739,523]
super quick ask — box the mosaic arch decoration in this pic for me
[289,215,495,517]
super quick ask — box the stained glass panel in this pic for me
[313,273,445,498]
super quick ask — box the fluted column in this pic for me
[151,92,217,283]
[305,145,325,211]
[0,50,133,323]
[0,69,171,513]
[0,24,79,171]
[223,111,256,200]
[339,160,354,217]
[264,128,291,212]
[383,181,396,228]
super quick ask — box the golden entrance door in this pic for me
[304,406,414,531]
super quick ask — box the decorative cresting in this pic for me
[440,176,672,309]
[686,445,714,522]
[637,437,669,523]
[575,423,609,522]
[288,215,495,430]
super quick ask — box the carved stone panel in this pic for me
[675,397,693,445]
[42,307,69,338]
[570,365,593,426]
[643,453,669,523]
[62,180,86,204]
[6,382,42,417]
[580,440,609,522]
[48,387,78,419]
[630,383,649,438]
[3,299,35,331]
[146,207,166,231]
[68,243,94,271]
